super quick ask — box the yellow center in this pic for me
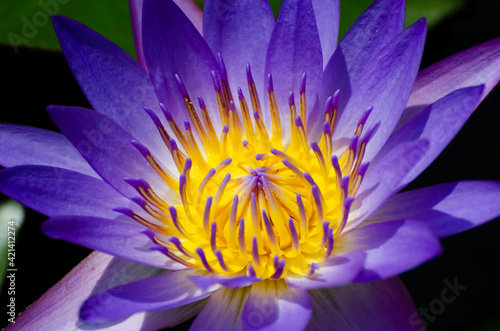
[127,64,370,279]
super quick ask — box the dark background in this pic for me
[1,0,500,330]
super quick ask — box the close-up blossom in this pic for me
[1,0,500,329]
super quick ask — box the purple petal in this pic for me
[312,0,340,69]
[0,124,96,177]
[307,277,424,330]
[0,165,130,219]
[53,16,170,159]
[129,0,147,69]
[373,85,484,189]
[241,281,312,331]
[6,251,202,330]
[322,0,406,108]
[203,0,274,97]
[42,215,186,270]
[370,180,500,238]
[129,0,203,69]
[189,287,249,330]
[80,269,218,325]
[400,36,500,129]
[347,139,430,231]
[337,220,442,282]
[285,252,365,290]
[332,19,427,162]
[143,0,221,130]
[265,0,323,139]
[47,105,174,201]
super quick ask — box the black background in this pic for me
[1,0,500,330]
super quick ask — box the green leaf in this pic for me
[0,0,134,56]
[0,0,465,55]
[0,200,24,289]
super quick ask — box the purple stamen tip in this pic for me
[323,121,331,135]
[221,158,232,166]
[184,158,192,172]
[288,91,295,106]
[198,96,206,109]
[361,122,380,145]
[246,63,254,83]
[160,103,174,121]
[312,185,321,201]
[311,141,320,152]
[349,135,359,151]
[358,162,370,177]
[215,250,228,271]
[242,140,249,147]
[304,172,315,185]
[184,120,191,131]
[300,72,307,94]
[252,236,260,264]
[174,74,189,97]
[168,205,178,218]
[195,247,214,273]
[237,87,244,100]
[324,96,333,114]
[295,115,304,127]
[169,138,178,151]
[222,125,229,134]
[229,100,236,111]
[341,176,350,193]
[130,196,147,209]
[131,140,150,157]
[308,262,319,276]
[255,154,267,160]
[358,106,373,127]
[247,264,256,278]
[332,90,340,107]
[267,74,274,93]
[179,174,187,187]
[217,53,228,76]
[253,110,260,120]
[211,70,221,92]
[207,168,216,178]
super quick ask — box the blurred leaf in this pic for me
[0,0,465,56]
[339,0,465,39]
[0,200,24,288]
[0,0,134,56]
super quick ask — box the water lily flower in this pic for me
[1,0,500,329]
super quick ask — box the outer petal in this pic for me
[0,166,130,219]
[373,85,483,189]
[0,124,97,178]
[332,19,427,162]
[400,36,500,129]
[265,0,323,139]
[322,0,405,108]
[241,280,312,331]
[307,277,424,330]
[312,0,340,69]
[47,106,175,202]
[347,139,430,231]
[6,252,201,330]
[189,286,250,330]
[52,15,167,159]
[285,252,365,290]
[337,220,442,282]
[143,0,221,131]
[80,270,219,325]
[129,0,203,69]
[42,216,186,270]
[370,181,500,238]
[203,0,274,97]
